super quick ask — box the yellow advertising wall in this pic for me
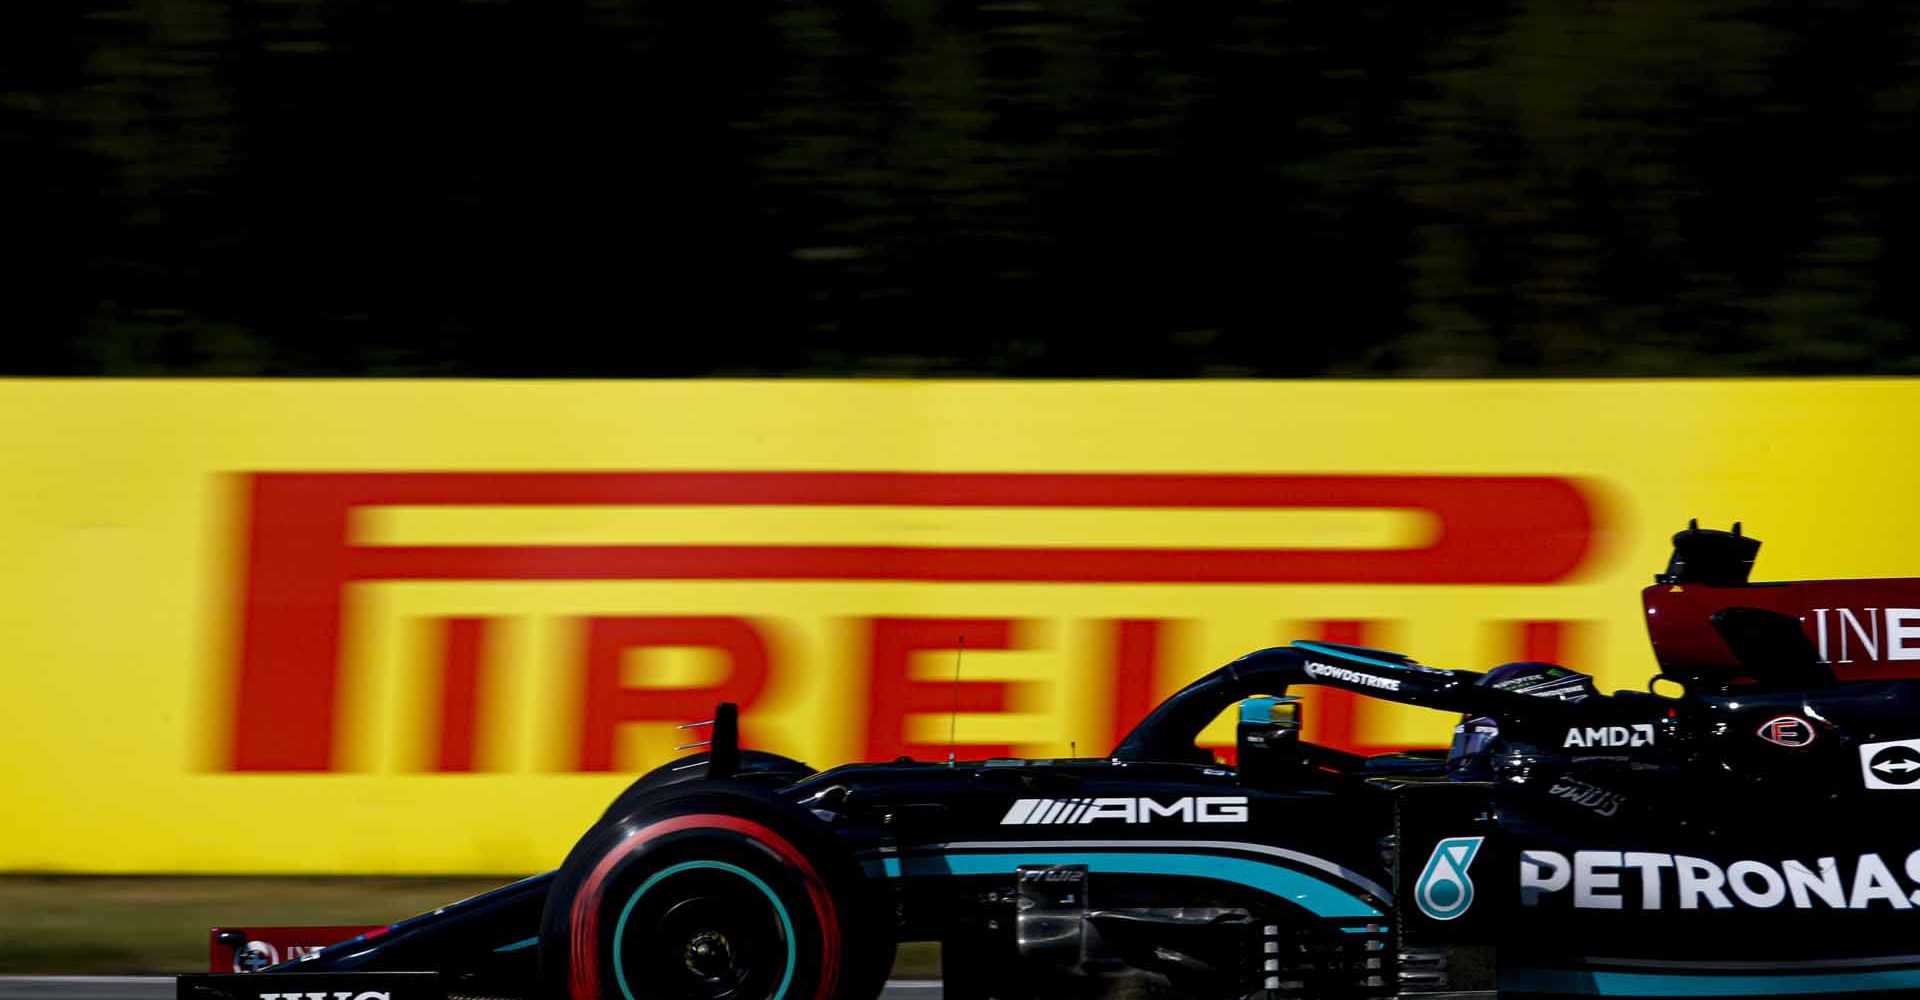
[0,379,1915,874]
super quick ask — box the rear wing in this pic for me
[1644,521,1920,681]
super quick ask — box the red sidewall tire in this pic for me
[541,784,892,1000]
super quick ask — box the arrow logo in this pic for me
[1861,740,1920,789]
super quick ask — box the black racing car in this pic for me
[183,523,1920,1000]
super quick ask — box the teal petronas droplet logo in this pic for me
[1415,836,1484,921]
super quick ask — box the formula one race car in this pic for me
[182,523,1920,1000]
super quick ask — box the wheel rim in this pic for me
[613,861,796,1000]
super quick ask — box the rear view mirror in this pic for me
[1240,695,1301,729]
[1237,696,1304,786]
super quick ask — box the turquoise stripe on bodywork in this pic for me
[1290,640,1423,671]
[493,936,538,953]
[1502,966,1920,996]
[863,851,1380,918]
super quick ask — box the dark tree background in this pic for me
[4,0,1919,376]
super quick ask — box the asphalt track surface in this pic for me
[0,981,942,1000]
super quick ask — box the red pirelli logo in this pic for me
[229,472,1598,771]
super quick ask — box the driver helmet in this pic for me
[1447,661,1596,778]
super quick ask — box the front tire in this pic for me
[541,784,892,1000]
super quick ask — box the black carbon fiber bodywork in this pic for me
[196,529,1920,1000]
